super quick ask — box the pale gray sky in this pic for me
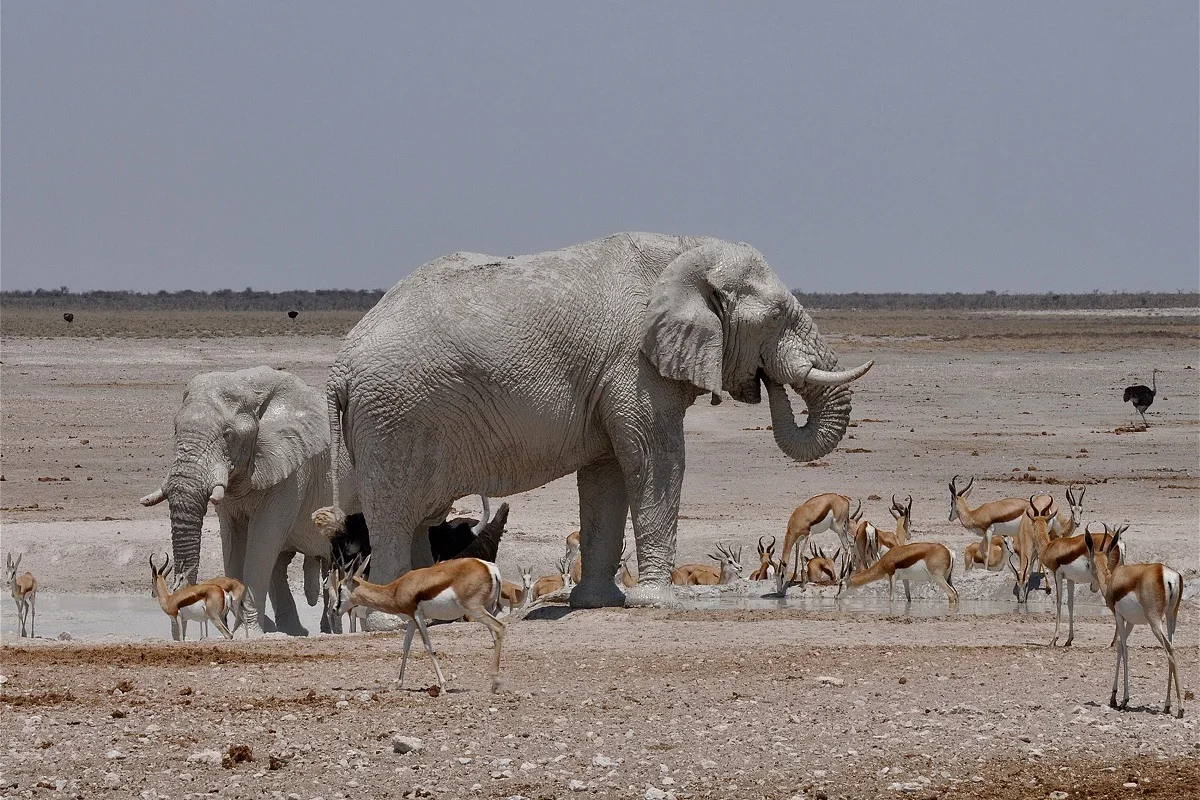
[2,2,1196,292]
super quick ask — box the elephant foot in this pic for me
[276,621,309,637]
[569,580,627,609]
[621,581,678,609]
[363,611,407,632]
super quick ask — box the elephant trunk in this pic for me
[164,458,229,583]
[167,489,208,583]
[764,377,852,463]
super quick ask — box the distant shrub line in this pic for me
[1,287,1196,312]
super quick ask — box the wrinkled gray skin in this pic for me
[141,367,358,635]
[325,233,871,609]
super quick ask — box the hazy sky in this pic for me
[2,2,1196,293]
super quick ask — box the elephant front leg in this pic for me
[615,431,685,609]
[569,459,629,609]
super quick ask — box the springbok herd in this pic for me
[4,475,1186,718]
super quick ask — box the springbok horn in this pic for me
[803,360,874,387]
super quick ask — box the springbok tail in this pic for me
[1165,570,1181,640]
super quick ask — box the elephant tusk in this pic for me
[803,360,873,387]
[209,485,225,505]
[140,487,166,507]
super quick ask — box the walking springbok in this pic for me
[1084,529,1183,717]
[149,555,233,641]
[172,573,258,638]
[5,553,37,638]
[837,541,959,606]
[333,555,506,694]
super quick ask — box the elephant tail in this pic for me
[313,376,350,534]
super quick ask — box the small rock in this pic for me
[699,759,717,769]
[645,788,668,800]
[593,754,618,768]
[816,676,845,687]
[106,749,126,760]
[568,779,588,792]
[392,736,424,755]
[813,770,827,777]
[335,700,350,708]
[57,631,73,641]
[898,677,907,685]
[187,749,223,764]
[1123,783,1138,789]
[457,757,473,764]
[1049,792,1069,800]
[103,773,122,789]
[661,776,675,785]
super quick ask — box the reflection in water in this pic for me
[1,590,1108,642]
[0,592,325,642]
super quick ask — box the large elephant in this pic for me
[141,367,358,634]
[320,232,871,608]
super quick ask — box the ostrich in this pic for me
[1123,369,1158,425]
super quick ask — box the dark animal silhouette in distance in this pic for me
[287,310,299,319]
[1123,369,1158,425]
[63,313,74,323]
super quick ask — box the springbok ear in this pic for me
[640,245,725,393]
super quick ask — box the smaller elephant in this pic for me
[141,366,358,635]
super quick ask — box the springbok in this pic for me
[749,536,778,581]
[1006,517,1126,647]
[777,494,858,594]
[499,566,535,614]
[5,553,37,638]
[172,572,258,638]
[671,543,744,586]
[334,554,506,693]
[948,474,1028,549]
[837,542,958,606]
[324,563,370,632]
[149,555,233,641]
[532,556,574,601]
[1049,486,1086,539]
[851,494,912,567]
[800,542,841,586]
[1084,529,1183,717]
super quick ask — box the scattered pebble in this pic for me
[393,736,424,755]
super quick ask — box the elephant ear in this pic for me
[243,368,329,491]
[640,244,726,393]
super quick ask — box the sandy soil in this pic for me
[1,312,1198,797]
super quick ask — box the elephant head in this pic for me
[640,240,871,461]
[140,367,328,581]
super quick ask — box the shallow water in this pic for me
[0,592,326,642]
[686,593,1108,618]
[0,589,1107,642]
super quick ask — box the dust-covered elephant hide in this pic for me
[318,233,871,610]
[141,366,358,635]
